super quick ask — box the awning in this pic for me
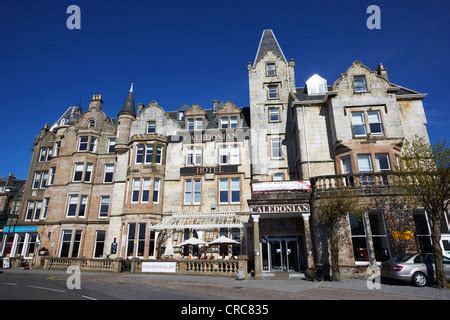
[152,211,244,231]
[3,226,39,233]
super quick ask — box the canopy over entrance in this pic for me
[152,211,244,231]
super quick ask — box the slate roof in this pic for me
[118,86,136,117]
[253,30,287,66]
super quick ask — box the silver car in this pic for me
[381,253,450,287]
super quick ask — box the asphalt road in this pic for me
[0,269,448,300]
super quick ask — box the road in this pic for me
[0,269,448,300]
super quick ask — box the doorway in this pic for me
[262,236,305,272]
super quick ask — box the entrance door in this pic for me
[263,236,301,272]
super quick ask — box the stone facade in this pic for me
[2,29,447,279]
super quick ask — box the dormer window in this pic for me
[87,120,96,129]
[187,119,195,131]
[220,117,239,129]
[353,75,368,93]
[266,63,277,76]
[195,118,203,130]
[306,74,328,96]
[178,111,185,121]
[147,121,156,134]
[268,85,279,100]
[187,118,203,131]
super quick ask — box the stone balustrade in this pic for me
[310,172,405,191]
[43,257,123,273]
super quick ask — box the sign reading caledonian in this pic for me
[250,204,310,215]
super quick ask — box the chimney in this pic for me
[137,103,145,114]
[376,63,388,80]
[6,173,16,187]
[89,94,103,110]
[213,100,220,113]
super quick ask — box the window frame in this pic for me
[93,230,106,259]
[270,137,283,159]
[103,164,114,183]
[267,85,279,100]
[353,75,368,93]
[99,196,110,218]
[218,177,241,205]
[266,62,277,76]
[108,138,116,153]
[351,112,367,137]
[269,107,281,123]
[184,178,201,206]
[147,121,156,134]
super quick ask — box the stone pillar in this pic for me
[302,213,314,269]
[252,215,262,279]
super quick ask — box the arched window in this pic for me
[87,119,96,129]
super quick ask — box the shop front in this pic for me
[0,226,40,260]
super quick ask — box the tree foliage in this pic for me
[399,136,449,288]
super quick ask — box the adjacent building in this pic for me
[1,30,448,278]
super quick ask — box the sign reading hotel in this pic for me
[141,262,177,273]
[250,204,310,215]
[180,165,238,176]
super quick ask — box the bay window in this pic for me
[357,154,373,185]
[132,178,141,203]
[142,178,151,203]
[153,178,160,204]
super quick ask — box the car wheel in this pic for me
[412,272,428,287]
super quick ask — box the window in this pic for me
[368,111,383,135]
[39,148,47,162]
[137,224,146,257]
[413,211,433,253]
[271,137,283,159]
[219,178,240,204]
[66,195,88,218]
[352,112,366,136]
[32,172,41,189]
[349,214,369,262]
[273,173,284,181]
[108,138,116,153]
[230,117,238,129]
[136,144,145,164]
[25,202,35,221]
[78,136,89,151]
[195,118,203,130]
[178,111,185,121]
[40,171,48,189]
[269,107,280,122]
[46,148,53,161]
[353,75,368,93]
[127,224,136,257]
[375,154,390,172]
[73,164,84,182]
[132,178,140,203]
[54,142,61,157]
[149,231,156,257]
[49,167,56,185]
[42,198,50,219]
[25,234,38,258]
[104,164,114,183]
[266,63,277,76]
[79,195,88,217]
[145,144,154,164]
[153,178,160,204]
[156,145,163,164]
[87,119,96,128]
[231,228,241,256]
[33,201,42,221]
[341,156,354,187]
[219,144,240,165]
[268,85,279,99]
[84,163,93,182]
[368,211,390,261]
[187,119,195,131]
[142,178,151,203]
[184,178,201,205]
[357,154,373,186]
[99,196,110,217]
[219,228,229,256]
[89,137,97,152]
[221,118,229,129]
[59,230,82,258]
[94,231,106,258]
[441,210,450,234]
[147,121,156,134]
[186,146,202,166]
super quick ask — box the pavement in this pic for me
[0,269,449,300]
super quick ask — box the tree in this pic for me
[316,191,362,281]
[399,137,449,288]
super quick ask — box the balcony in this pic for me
[310,172,402,191]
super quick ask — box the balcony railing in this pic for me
[43,257,123,272]
[310,172,403,191]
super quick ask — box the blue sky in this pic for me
[1,0,449,179]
